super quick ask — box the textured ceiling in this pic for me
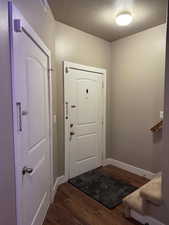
[48,0,168,42]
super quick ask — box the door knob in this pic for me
[22,167,33,175]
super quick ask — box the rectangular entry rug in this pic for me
[69,169,137,209]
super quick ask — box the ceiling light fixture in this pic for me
[115,12,133,26]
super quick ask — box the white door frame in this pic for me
[8,2,53,225]
[64,61,106,181]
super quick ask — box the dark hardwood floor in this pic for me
[43,165,149,225]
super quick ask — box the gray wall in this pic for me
[0,0,16,224]
[54,21,112,175]
[111,24,166,173]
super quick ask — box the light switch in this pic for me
[160,111,164,120]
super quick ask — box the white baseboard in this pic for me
[104,158,155,180]
[52,175,66,202]
[131,210,165,225]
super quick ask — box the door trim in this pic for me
[8,2,53,225]
[64,61,106,181]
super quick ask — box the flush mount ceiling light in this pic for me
[115,12,133,26]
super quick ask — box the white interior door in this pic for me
[66,66,104,178]
[12,13,51,225]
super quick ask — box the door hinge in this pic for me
[65,67,69,74]
[14,19,22,33]
[65,102,69,119]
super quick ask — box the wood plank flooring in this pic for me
[43,165,149,225]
